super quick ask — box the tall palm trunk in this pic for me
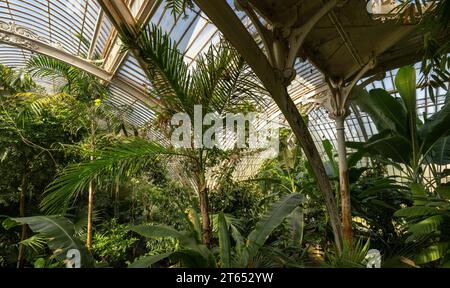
[197,170,211,247]
[86,122,96,250]
[86,176,94,250]
[17,172,30,268]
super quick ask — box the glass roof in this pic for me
[0,0,447,173]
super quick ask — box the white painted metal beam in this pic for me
[98,0,161,75]
[0,21,157,107]
[0,22,112,81]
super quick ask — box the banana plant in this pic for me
[128,193,303,268]
[218,193,303,268]
[2,216,95,268]
[348,65,450,186]
[129,209,216,268]
[394,183,450,266]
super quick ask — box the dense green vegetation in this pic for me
[0,0,449,269]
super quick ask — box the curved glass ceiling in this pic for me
[0,0,447,168]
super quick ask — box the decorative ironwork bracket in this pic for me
[0,22,63,50]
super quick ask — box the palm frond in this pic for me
[41,138,184,214]
[27,93,76,116]
[192,42,269,115]
[165,0,194,18]
[120,24,191,116]
[27,54,75,91]
[27,54,108,100]
[19,234,48,253]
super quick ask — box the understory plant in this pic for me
[129,193,303,268]
[349,66,450,186]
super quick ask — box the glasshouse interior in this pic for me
[0,0,449,269]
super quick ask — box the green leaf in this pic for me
[2,217,19,230]
[245,193,303,258]
[128,252,173,268]
[437,186,450,200]
[34,258,47,268]
[428,85,436,104]
[396,66,417,117]
[9,216,93,267]
[19,234,48,253]
[420,94,450,158]
[186,209,202,243]
[408,215,446,236]
[415,242,450,265]
[42,139,176,214]
[395,66,419,166]
[355,88,407,135]
[362,130,412,165]
[218,213,231,268]
[410,183,428,206]
[322,139,338,177]
[395,206,439,218]
[170,249,216,268]
[287,207,304,247]
[427,136,450,165]
[347,149,365,169]
[132,225,186,242]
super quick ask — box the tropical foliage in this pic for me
[0,1,449,269]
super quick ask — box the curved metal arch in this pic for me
[0,21,112,80]
[0,21,157,108]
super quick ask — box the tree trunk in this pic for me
[17,172,30,268]
[335,117,352,246]
[197,172,211,247]
[86,179,94,250]
[176,0,343,253]
[275,87,343,253]
[86,120,96,250]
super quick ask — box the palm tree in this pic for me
[27,54,112,250]
[41,25,268,247]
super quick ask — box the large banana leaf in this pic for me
[129,224,216,268]
[396,66,418,132]
[415,242,450,265]
[420,93,450,164]
[218,213,231,268]
[420,94,450,145]
[5,216,93,267]
[426,136,450,165]
[355,88,408,135]
[347,130,412,165]
[352,66,450,170]
[287,207,304,247]
[131,225,197,247]
[244,193,303,260]
[128,252,174,268]
[407,215,446,236]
